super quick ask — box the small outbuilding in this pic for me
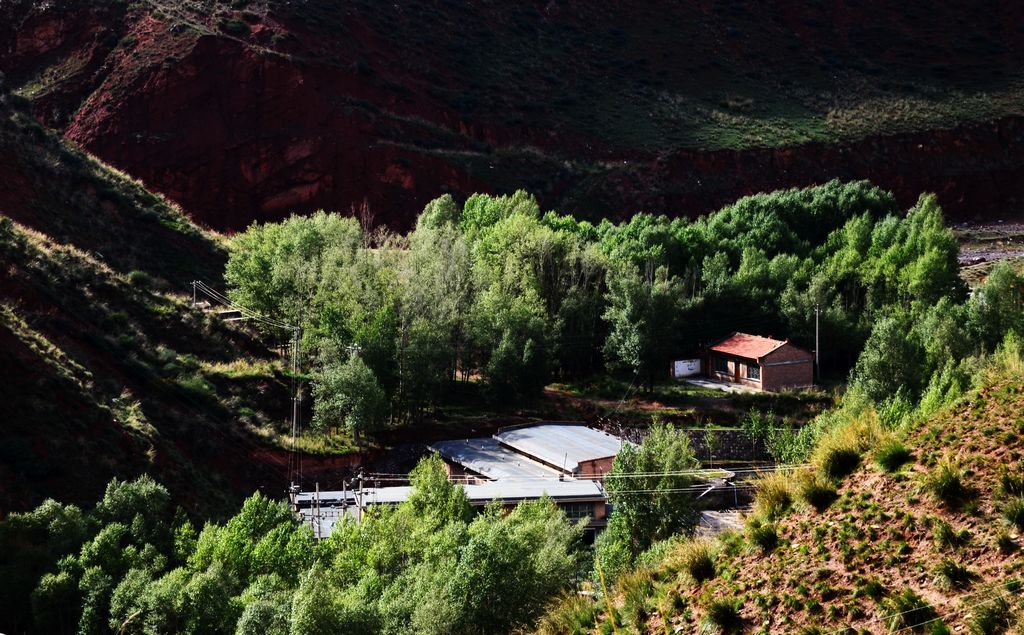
[706,332,813,392]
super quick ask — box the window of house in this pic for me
[747,364,760,380]
[560,502,594,522]
[714,356,729,374]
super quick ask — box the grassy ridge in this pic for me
[550,355,1024,633]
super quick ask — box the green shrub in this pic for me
[533,593,597,635]
[810,409,885,481]
[924,459,972,508]
[855,577,886,601]
[797,474,838,512]
[219,18,250,34]
[818,446,861,481]
[996,464,1024,498]
[968,596,1012,635]
[617,569,654,627]
[933,519,971,550]
[747,519,779,553]
[127,270,153,288]
[995,529,1017,555]
[933,558,973,590]
[1002,497,1024,531]
[668,539,716,584]
[752,472,794,520]
[929,621,952,635]
[882,589,936,632]
[875,440,912,472]
[702,597,742,633]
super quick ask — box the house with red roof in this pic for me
[705,332,814,391]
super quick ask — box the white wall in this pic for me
[671,359,701,378]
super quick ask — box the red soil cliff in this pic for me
[3,0,1023,230]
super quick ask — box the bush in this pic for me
[882,589,936,632]
[924,459,972,508]
[933,558,973,590]
[928,621,952,635]
[219,18,250,34]
[875,440,912,472]
[995,529,1017,555]
[818,446,861,481]
[996,464,1024,498]
[747,518,778,553]
[856,577,886,601]
[702,597,742,633]
[752,472,794,520]
[1002,497,1024,531]
[668,539,716,584]
[617,569,654,627]
[969,596,1012,635]
[127,270,153,288]
[797,472,838,512]
[933,519,971,550]
[533,593,597,635]
[811,409,885,481]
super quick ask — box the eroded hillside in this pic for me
[2,0,1023,230]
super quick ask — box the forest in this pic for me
[224,180,975,439]
[5,181,1024,634]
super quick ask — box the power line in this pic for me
[191,280,305,498]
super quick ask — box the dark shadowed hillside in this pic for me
[1,0,1023,230]
[0,92,313,517]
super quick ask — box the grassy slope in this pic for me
[587,376,1024,633]
[0,93,310,518]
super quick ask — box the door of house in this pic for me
[733,362,740,383]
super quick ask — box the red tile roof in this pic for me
[709,332,788,360]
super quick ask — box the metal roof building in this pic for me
[430,438,562,481]
[297,480,608,538]
[493,422,628,478]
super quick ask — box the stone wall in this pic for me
[600,423,769,463]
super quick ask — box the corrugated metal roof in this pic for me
[463,479,605,502]
[493,423,627,473]
[709,332,788,360]
[297,480,607,537]
[302,479,606,509]
[430,438,562,480]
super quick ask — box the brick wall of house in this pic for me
[761,343,814,391]
[708,355,762,388]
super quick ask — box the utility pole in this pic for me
[357,471,364,522]
[814,303,820,383]
[313,481,321,540]
[191,280,197,306]
[288,326,303,505]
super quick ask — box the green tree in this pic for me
[968,262,1024,352]
[312,353,387,443]
[603,264,681,391]
[851,312,926,402]
[600,422,701,565]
